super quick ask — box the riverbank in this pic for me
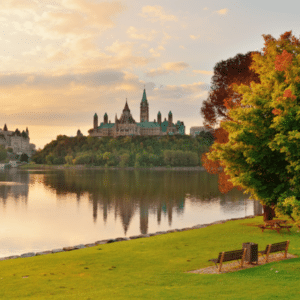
[20,163,205,171]
[0,215,256,261]
[0,215,299,299]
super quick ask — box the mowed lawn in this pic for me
[1,216,300,299]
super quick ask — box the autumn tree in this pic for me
[201,51,261,195]
[207,31,300,223]
[201,51,261,128]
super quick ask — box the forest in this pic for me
[32,131,214,167]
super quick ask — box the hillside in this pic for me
[32,133,214,167]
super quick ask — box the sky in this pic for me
[1,0,300,149]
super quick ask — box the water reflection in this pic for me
[0,169,263,257]
[38,169,259,234]
[0,169,29,206]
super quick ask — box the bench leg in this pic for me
[240,248,247,268]
[218,252,225,273]
[266,244,271,263]
[285,241,290,258]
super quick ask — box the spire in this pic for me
[141,88,147,103]
[3,124,7,131]
[168,111,172,116]
[158,111,161,115]
[123,99,130,111]
[115,113,118,122]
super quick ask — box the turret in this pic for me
[94,113,98,129]
[123,99,130,112]
[115,114,118,130]
[140,89,149,122]
[26,127,29,136]
[157,111,161,125]
[168,111,173,126]
[3,124,7,131]
[104,113,108,124]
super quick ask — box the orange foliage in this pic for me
[218,172,234,194]
[275,50,293,72]
[272,108,282,115]
[283,89,296,100]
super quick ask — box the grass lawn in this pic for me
[1,216,300,299]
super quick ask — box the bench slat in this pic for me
[209,248,247,272]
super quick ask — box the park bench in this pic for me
[209,248,247,273]
[258,240,290,263]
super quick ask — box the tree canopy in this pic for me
[207,31,300,223]
[32,134,214,168]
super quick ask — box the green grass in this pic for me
[1,216,300,299]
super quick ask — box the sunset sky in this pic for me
[1,0,300,149]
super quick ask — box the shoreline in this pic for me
[0,214,256,261]
[20,164,206,171]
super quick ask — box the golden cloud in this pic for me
[127,26,157,41]
[140,5,178,23]
[146,61,189,77]
[190,35,200,40]
[215,8,228,15]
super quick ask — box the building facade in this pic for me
[88,89,185,138]
[0,125,36,156]
[190,126,214,137]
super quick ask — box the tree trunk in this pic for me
[263,205,276,221]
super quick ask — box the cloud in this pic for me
[193,70,213,75]
[127,26,157,41]
[146,61,189,77]
[154,82,209,98]
[0,70,125,89]
[190,35,200,40]
[215,8,228,15]
[149,46,165,58]
[0,0,38,10]
[140,5,178,23]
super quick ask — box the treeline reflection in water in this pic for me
[0,169,263,235]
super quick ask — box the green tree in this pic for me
[0,145,7,162]
[20,153,29,162]
[207,31,300,222]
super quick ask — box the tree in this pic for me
[201,52,261,196]
[207,31,300,223]
[20,153,29,162]
[0,145,7,162]
[201,51,261,128]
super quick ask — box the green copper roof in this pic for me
[158,111,161,115]
[98,122,115,129]
[137,121,160,128]
[141,89,148,103]
[160,120,169,132]
[104,113,108,117]
[94,113,98,117]
[168,111,172,115]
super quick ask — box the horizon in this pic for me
[1,0,300,149]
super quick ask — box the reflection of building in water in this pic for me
[0,169,29,206]
[43,169,251,235]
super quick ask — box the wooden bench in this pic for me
[258,241,290,262]
[209,248,247,273]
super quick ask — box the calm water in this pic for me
[0,168,262,258]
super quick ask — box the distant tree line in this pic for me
[32,133,214,167]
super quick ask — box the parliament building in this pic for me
[88,89,185,138]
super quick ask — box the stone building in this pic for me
[88,89,185,137]
[0,124,36,156]
[190,126,214,137]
